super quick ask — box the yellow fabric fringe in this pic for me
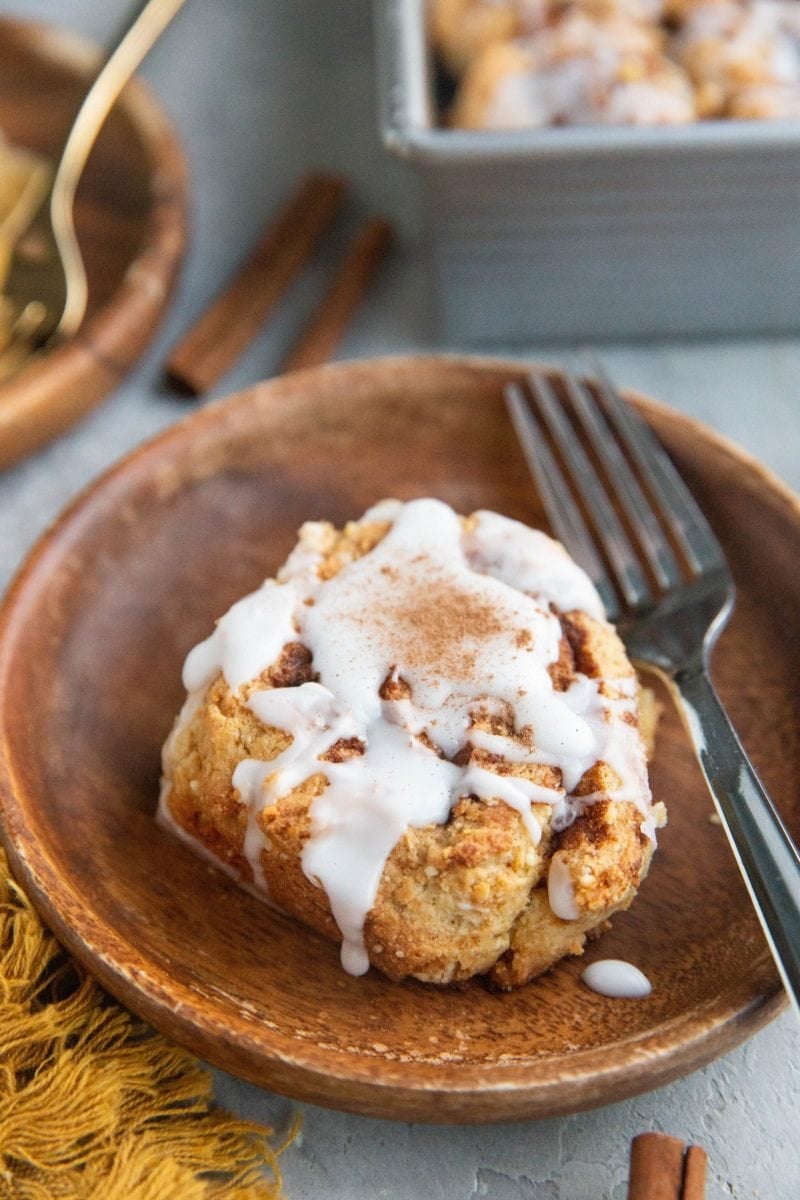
[0,848,295,1199]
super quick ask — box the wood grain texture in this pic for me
[0,356,795,1123]
[0,17,187,470]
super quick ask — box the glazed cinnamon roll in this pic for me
[160,499,663,988]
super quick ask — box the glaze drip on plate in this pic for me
[160,498,655,977]
[581,959,653,999]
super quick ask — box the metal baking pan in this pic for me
[375,0,800,341]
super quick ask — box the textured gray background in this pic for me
[0,1,798,1196]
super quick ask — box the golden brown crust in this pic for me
[561,608,634,681]
[368,797,542,984]
[162,509,660,988]
[165,677,289,880]
[490,798,655,987]
[430,0,522,77]
[314,519,390,580]
[450,40,532,129]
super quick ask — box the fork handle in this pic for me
[52,0,190,338]
[673,669,800,1017]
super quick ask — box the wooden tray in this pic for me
[0,17,187,470]
[0,357,795,1123]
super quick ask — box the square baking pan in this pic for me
[375,0,800,341]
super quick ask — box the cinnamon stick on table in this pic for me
[628,1132,708,1200]
[280,215,394,374]
[167,171,347,395]
[681,1145,710,1200]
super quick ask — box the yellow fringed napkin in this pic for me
[0,847,295,1199]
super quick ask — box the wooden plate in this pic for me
[0,17,187,470]
[0,357,795,1123]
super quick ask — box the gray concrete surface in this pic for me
[0,1,798,1196]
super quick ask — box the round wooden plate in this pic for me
[0,357,795,1123]
[0,17,187,470]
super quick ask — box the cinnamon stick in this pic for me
[167,171,347,394]
[628,1132,707,1200]
[681,1145,709,1200]
[280,216,394,374]
[629,1133,685,1200]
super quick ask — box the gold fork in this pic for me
[0,0,189,377]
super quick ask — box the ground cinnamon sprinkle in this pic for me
[380,575,509,680]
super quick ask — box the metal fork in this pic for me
[0,0,188,365]
[506,368,800,1016]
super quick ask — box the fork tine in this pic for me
[563,372,683,592]
[506,382,620,619]
[526,372,653,613]
[590,360,727,575]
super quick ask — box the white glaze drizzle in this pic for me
[463,509,606,620]
[483,14,695,130]
[581,959,652,999]
[182,582,298,694]
[547,850,581,920]
[231,760,275,892]
[458,764,554,846]
[160,498,654,976]
[302,720,461,976]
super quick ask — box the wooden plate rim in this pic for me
[0,355,792,1121]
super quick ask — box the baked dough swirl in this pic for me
[159,499,663,988]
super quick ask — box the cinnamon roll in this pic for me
[159,499,663,988]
